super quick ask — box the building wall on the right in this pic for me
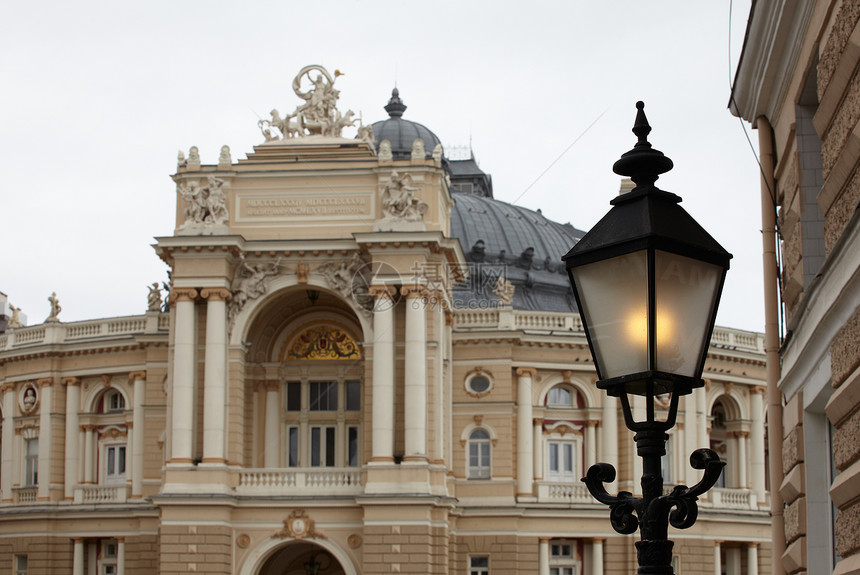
[733,0,860,573]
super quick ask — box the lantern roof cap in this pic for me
[563,102,732,269]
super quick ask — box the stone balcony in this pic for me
[536,481,767,511]
[236,468,363,496]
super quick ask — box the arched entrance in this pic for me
[257,541,348,575]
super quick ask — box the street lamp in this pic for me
[563,102,731,574]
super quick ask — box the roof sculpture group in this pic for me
[258,65,373,143]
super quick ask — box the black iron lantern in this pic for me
[564,101,731,425]
[563,102,731,575]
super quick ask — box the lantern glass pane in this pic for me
[572,251,648,378]
[653,250,722,377]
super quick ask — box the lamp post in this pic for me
[563,102,731,575]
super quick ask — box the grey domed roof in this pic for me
[371,89,442,160]
[450,192,586,312]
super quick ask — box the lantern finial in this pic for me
[613,101,674,190]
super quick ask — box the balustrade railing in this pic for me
[536,481,593,504]
[452,309,764,353]
[13,487,37,504]
[237,468,362,495]
[0,313,168,351]
[74,484,130,504]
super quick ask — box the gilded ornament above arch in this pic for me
[283,325,362,361]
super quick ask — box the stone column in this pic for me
[713,541,721,575]
[747,542,759,575]
[684,394,698,486]
[591,538,605,575]
[516,367,536,497]
[370,286,395,462]
[697,386,708,451]
[171,288,198,463]
[601,394,618,474]
[533,418,543,481]
[83,425,95,483]
[736,431,748,488]
[73,538,85,575]
[129,372,146,497]
[264,383,280,468]
[117,536,126,575]
[201,288,230,464]
[63,377,81,500]
[749,386,766,502]
[37,378,53,500]
[538,537,550,575]
[585,420,597,471]
[1,383,16,501]
[403,286,427,461]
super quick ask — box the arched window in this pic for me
[468,429,491,479]
[100,390,125,413]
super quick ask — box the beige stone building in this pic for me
[0,66,770,574]
[732,1,860,574]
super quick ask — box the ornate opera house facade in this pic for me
[0,66,771,575]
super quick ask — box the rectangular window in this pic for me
[346,380,360,411]
[106,445,127,480]
[311,426,336,467]
[107,392,125,412]
[287,427,299,467]
[469,556,489,575]
[348,426,359,467]
[550,541,578,575]
[548,441,575,482]
[15,555,27,575]
[286,382,301,411]
[309,381,337,411]
[24,438,38,486]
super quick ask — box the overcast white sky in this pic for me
[1,1,766,332]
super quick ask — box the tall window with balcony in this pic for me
[24,438,38,486]
[468,428,492,479]
[543,384,586,484]
[281,325,362,469]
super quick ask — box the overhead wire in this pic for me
[727,0,786,339]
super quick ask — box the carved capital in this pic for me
[170,287,199,303]
[515,367,537,379]
[128,371,146,382]
[200,287,232,302]
[61,377,81,387]
[586,420,598,428]
[0,382,15,394]
[37,378,54,388]
[265,382,280,393]
[368,285,397,301]
[533,417,544,427]
[401,285,429,299]
[750,385,766,395]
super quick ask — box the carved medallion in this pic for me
[273,509,326,540]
